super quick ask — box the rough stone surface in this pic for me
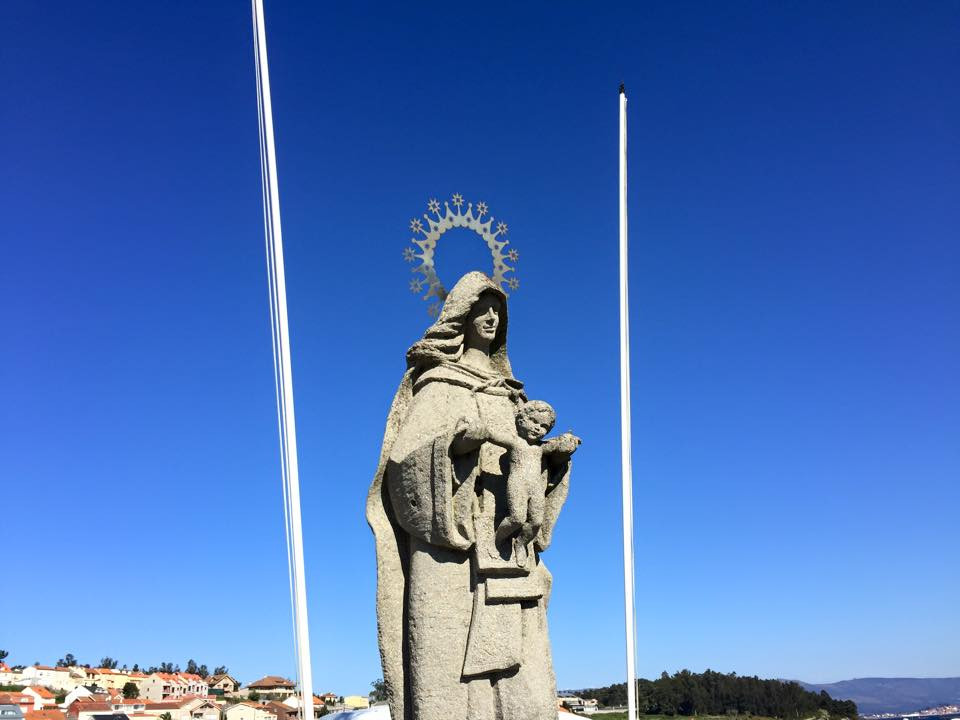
[367,271,580,720]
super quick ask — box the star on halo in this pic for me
[409,218,424,234]
[403,247,417,262]
[476,201,488,217]
[496,222,508,235]
[452,193,464,209]
[427,198,441,214]
[506,277,519,291]
[506,248,519,262]
[409,278,425,293]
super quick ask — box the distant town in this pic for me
[3,653,957,720]
[0,652,610,719]
[864,709,960,720]
[0,656,371,720]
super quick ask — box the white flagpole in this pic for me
[252,3,314,720]
[619,83,638,720]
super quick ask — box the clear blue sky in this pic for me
[2,0,957,697]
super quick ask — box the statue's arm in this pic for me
[534,444,575,552]
[386,380,479,551]
[451,416,487,455]
[452,413,521,455]
[541,432,581,462]
[541,432,581,490]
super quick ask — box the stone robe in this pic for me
[368,360,571,720]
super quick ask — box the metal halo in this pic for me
[402,194,519,316]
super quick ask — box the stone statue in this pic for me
[367,271,581,720]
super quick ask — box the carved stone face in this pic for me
[464,293,501,350]
[516,411,551,442]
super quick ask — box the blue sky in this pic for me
[2,0,958,697]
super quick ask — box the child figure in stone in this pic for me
[492,401,581,560]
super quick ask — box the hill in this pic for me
[575,670,857,719]
[798,678,960,715]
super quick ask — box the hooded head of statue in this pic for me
[405,271,515,380]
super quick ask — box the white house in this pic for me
[0,665,22,687]
[67,698,146,720]
[18,668,74,692]
[82,670,133,692]
[178,675,208,699]
[141,698,220,720]
[139,674,209,703]
[224,703,280,720]
[244,678,294,699]
[559,696,598,714]
[207,676,239,696]
[21,688,56,711]
[281,695,325,719]
[62,687,95,708]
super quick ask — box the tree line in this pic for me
[576,670,858,719]
[1,651,227,680]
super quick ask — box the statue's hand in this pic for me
[452,416,487,454]
[455,416,477,436]
[544,432,581,457]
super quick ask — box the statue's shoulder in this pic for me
[413,362,526,406]
[413,362,483,393]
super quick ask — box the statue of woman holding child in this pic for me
[367,271,581,720]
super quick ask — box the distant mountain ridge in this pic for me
[798,678,960,715]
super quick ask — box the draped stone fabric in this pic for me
[367,272,574,720]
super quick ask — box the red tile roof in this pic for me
[65,701,111,718]
[26,710,66,720]
[246,677,294,690]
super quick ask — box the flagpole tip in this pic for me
[619,83,626,95]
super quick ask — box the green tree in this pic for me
[100,657,119,670]
[159,713,173,720]
[198,665,209,679]
[213,666,228,676]
[248,691,261,702]
[0,651,7,662]
[576,670,858,720]
[57,654,77,668]
[123,682,139,699]
[370,679,388,703]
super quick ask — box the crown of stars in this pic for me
[400,194,521,315]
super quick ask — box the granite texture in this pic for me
[367,272,580,720]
